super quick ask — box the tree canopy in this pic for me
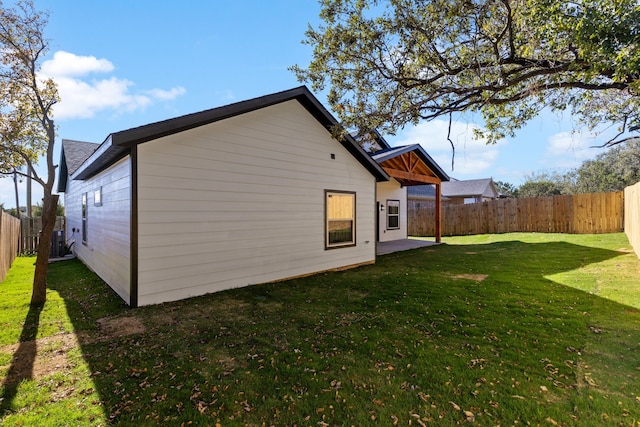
[0,0,59,305]
[293,0,640,145]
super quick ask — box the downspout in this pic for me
[129,146,139,308]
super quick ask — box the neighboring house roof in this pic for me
[443,178,499,198]
[408,178,499,199]
[57,139,100,192]
[60,86,389,187]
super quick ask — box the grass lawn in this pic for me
[1,232,639,426]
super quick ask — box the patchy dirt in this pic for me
[96,315,146,338]
[0,315,145,384]
[0,333,79,384]
[449,273,489,282]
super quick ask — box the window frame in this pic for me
[325,190,356,249]
[94,186,102,207]
[81,193,88,244]
[386,199,400,230]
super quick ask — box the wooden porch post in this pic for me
[435,182,442,243]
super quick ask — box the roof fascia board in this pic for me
[374,144,449,182]
[71,86,389,182]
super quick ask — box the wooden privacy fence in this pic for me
[409,191,624,237]
[0,210,21,282]
[20,216,66,253]
[624,182,640,257]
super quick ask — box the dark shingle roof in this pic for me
[63,140,99,174]
[57,139,100,192]
[64,86,389,184]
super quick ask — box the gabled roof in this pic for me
[407,178,499,199]
[442,178,498,198]
[56,139,99,192]
[371,144,449,185]
[64,86,389,184]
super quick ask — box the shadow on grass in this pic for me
[45,238,640,425]
[0,303,43,415]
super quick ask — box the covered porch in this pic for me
[372,144,449,243]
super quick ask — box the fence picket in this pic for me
[0,211,21,282]
[409,192,624,237]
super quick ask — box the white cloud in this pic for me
[41,50,114,77]
[544,131,599,168]
[393,119,505,177]
[40,51,186,120]
[145,87,187,100]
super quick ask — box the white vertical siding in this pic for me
[64,157,131,304]
[136,100,377,305]
[376,179,408,242]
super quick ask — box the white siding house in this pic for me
[58,87,389,306]
[59,87,450,306]
[376,179,407,242]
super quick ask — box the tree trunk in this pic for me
[13,169,20,220]
[30,193,58,306]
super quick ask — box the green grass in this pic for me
[1,233,640,426]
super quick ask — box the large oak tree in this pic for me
[293,0,640,145]
[0,0,59,305]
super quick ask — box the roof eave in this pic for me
[70,86,389,182]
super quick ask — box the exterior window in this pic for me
[387,199,400,230]
[94,187,102,206]
[82,193,87,244]
[326,191,355,248]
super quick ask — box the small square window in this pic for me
[94,187,102,206]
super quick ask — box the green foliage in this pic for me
[518,138,640,195]
[0,0,60,305]
[2,234,640,425]
[0,1,58,181]
[493,180,519,197]
[572,138,640,193]
[518,180,563,197]
[293,0,640,145]
[30,200,65,217]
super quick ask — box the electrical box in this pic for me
[50,230,65,258]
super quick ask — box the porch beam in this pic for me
[382,167,441,185]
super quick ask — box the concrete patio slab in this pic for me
[377,238,439,255]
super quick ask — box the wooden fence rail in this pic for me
[0,210,21,282]
[409,191,624,237]
[20,216,66,253]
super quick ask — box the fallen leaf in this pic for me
[464,410,475,422]
[418,392,430,402]
[450,401,461,411]
[545,417,559,425]
[540,386,548,392]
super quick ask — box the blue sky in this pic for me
[0,0,614,208]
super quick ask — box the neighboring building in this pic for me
[58,86,448,306]
[408,178,500,208]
